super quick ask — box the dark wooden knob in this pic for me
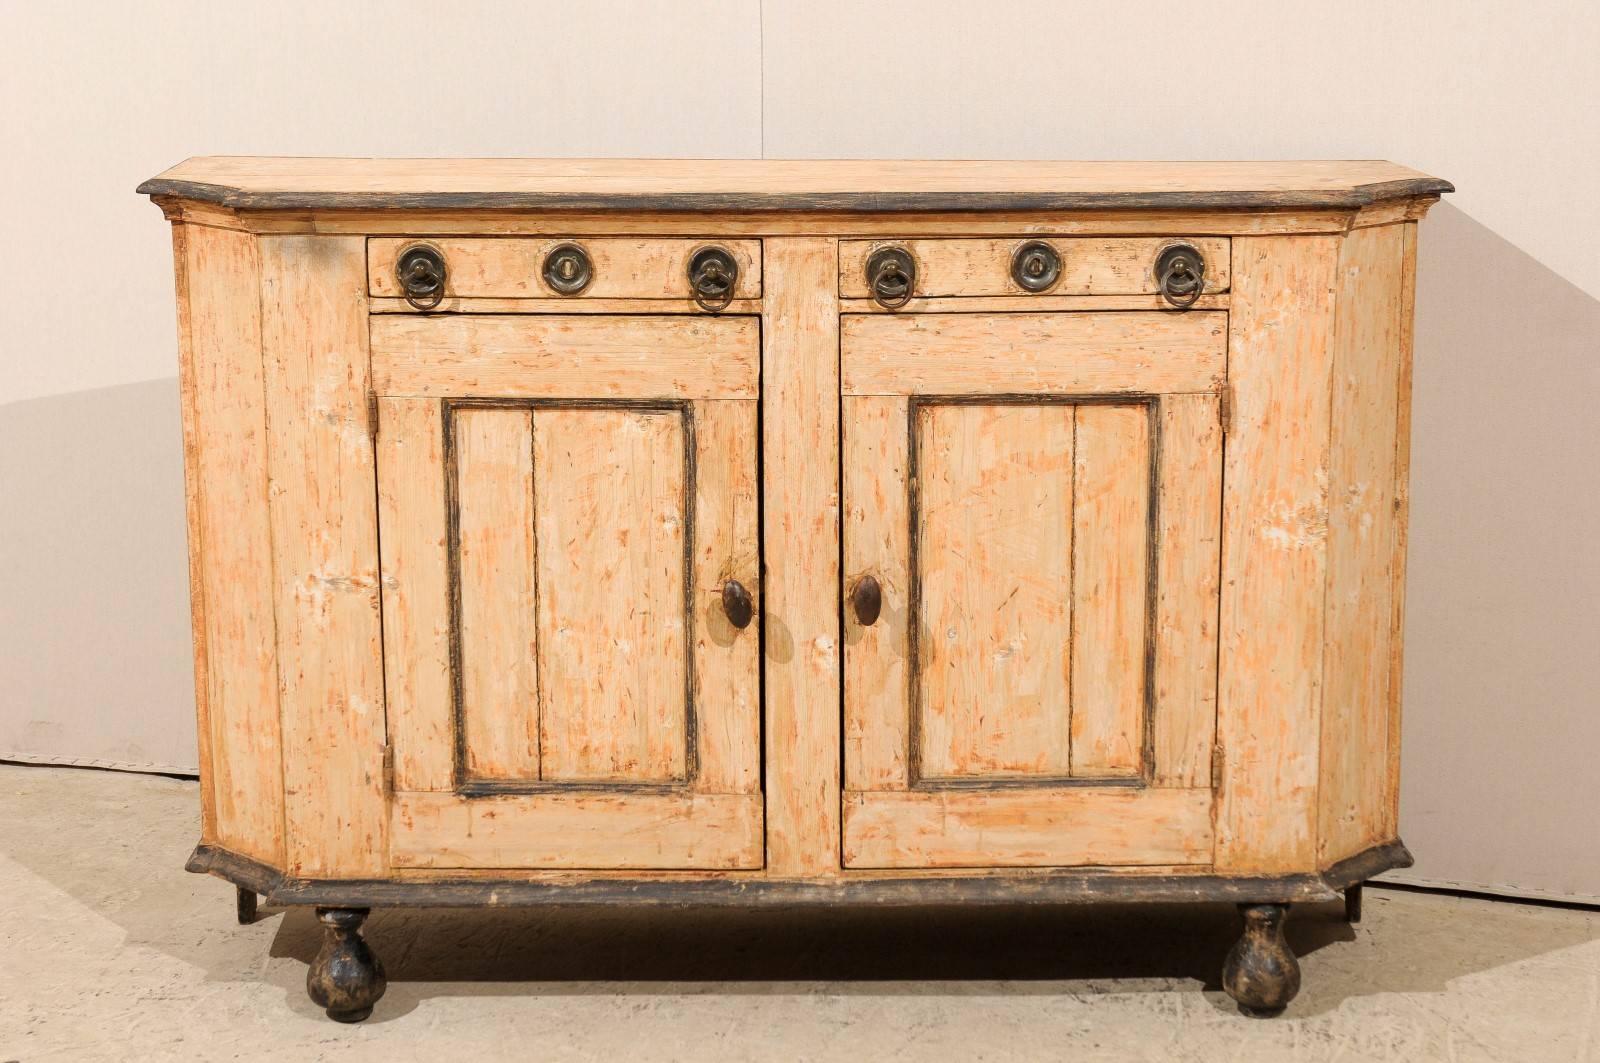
[721,579,754,630]
[850,575,882,627]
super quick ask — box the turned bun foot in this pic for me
[1222,903,1301,1016]
[236,886,258,924]
[307,907,386,1022]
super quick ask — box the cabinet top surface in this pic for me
[139,157,1451,213]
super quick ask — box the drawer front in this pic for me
[839,237,1229,299]
[369,237,762,300]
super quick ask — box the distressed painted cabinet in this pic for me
[141,158,1450,1020]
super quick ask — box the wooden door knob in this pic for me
[850,575,883,626]
[721,579,754,630]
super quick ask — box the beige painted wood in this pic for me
[391,792,763,870]
[174,203,1361,238]
[370,297,764,316]
[843,788,1214,869]
[149,162,1441,893]
[454,407,540,782]
[842,312,1227,396]
[761,238,843,876]
[368,237,761,300]
[842,396,911,791]
[841,294,1229,315]
[173,224,284,864]
[1214,235,1341,874]
[691,400,762,794]
[916,403,1076,780]
[1385,223,1420,840]
[370,315,758,400]
[1318,224,1409,863]
[170,224,216,842]
[1068,405,1150,778]
[147,157,1443,202]
[375,398,454,792]
[534,408,689,783]
[258,235,387,878]
[839,238,1230,298]
[1151,393,1223,788]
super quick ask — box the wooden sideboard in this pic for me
[141,157,1450,1021]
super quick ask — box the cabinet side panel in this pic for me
[1385,223,1419,839]
[1318,224,1409,863]
[762,238,842,875]
[260,235,388,878]
[1215,235,1339,873]
[177,223,285,863]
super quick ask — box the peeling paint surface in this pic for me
[3,764,1598,1062]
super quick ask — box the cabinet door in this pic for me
[842,312,1226,868]
[372,315,762,869]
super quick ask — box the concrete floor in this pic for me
[2,765,1597,1062]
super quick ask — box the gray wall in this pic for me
[3,0,1595,900]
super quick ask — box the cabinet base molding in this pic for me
[186,840,1410,910]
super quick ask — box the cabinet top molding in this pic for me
[139,157,1451,213]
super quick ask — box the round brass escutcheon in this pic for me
[542,243,594,295]
[1010,240,1062,293]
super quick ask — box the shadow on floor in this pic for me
[251,897,1355,1022]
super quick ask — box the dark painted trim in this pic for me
[185,840,1415,909]
[137,178,1456,215]
[1320,839,1413,892]
[185,844,281,896]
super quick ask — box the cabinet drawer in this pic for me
[839,237,1229,300]
[369,237,762,301]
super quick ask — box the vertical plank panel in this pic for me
[455,407,540,781]
[170,223,217,845]
[762,238,842,874]
[1215,234,1340,873]
[1318,224,1407,862]
[1151,393,1223,787]
[376,397,453,791]
[260,235,387,878]
[1384,222,1420,838]
[692,399,762,793]
[1069,405,1150,777]
[535,409,688,782]
[178,224,284,863]
[843,395,911,791]
[917,404,1075,779]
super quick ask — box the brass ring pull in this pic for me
[688,247,739,313]
[396,244,446,310]
[1155,243,1206,309]
[721,579,754,630]
[866,247,916,310]
[850,575,883,627]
